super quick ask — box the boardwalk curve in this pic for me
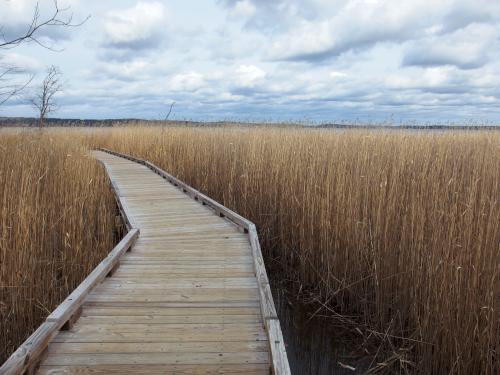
[1,149,289,375]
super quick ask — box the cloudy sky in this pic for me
[1,0,499,123]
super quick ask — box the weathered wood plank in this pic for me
[91,287,259,295]
[42,352,270,366]
[47,341,269,354]
[52,330,268,343]
[96,277,259,289]
[110,270,256,278]
[60,322,265,332]
[84,296,260,304]
[77,314,263,324]
[82,301,261,308]
[81,306,262,316]
[37,364,270,374]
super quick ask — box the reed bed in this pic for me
[88,126,499,374]
[1,126,498,373]
[0,130,116,362]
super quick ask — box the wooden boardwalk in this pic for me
[1,150,289,375]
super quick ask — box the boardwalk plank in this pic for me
[42,352,270,365]
[48,342,269,354]
[81,306,262,316]
[37,364,270,374]
[77,315,263,324]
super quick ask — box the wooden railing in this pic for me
[0,229,139,375]
[97,148,291,375]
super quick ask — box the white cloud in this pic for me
[268,0,437,61]
[0,0,32,18]
[94,59,163,81]
[234,64,266,87]
[402,23,496,69]
[229,0,257,18]
[103,1,167,49]
[329,71,347,79]
[169,72,205,91]
[382,65,492,101]
[0,52,40,73]
[385,67,454,90]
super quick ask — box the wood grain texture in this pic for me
[37,364,270,374]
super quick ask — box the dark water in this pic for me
[270,280,368,375]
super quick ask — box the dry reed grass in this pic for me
[0,130,116,362]
[88,126,499,374]
[0,126,498,373]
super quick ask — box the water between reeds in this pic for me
[270,277,371,374]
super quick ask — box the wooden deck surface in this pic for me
[36,151,271,374]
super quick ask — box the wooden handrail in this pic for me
[0,229,139,375]
[97,148,291,375]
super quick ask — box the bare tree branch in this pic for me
[0,0,90,51]
[30,65,62,129]
[0,0,88,107]
[0,66,34,105]
[164,101,175,120]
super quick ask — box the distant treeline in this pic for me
[0,117,142,128]
[0,117,498,130]
[0,117,233,128]
[315,123,500,130]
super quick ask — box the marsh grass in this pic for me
[89,126,499,374]
[0,130,116,362]
[0,126,498,374]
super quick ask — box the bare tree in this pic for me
[0,0,88,107]
[30,65,62,129]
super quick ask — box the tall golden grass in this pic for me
[0,130,116,362]
[88,126,499,374]
[0,126,498,373]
